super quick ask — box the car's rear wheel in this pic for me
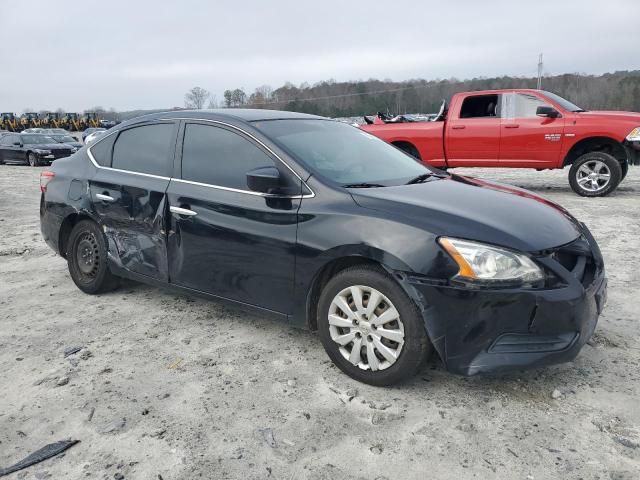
[66,220,120,294]
[28,153,39,167]
[569,152,622,197]
[318,265,431,386]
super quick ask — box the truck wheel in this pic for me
[569,152,622,197]
[317,265,432,386]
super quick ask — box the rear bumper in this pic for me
[40,194,63,254]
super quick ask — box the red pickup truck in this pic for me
[360,89,640,196]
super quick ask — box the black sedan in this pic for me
[39,110,606,385]
[0,133,76,166]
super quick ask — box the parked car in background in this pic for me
[48,133,83,150]
[82,127,106,143]
[0,133,76,166]
[0,129,9,137]
[22,128,48,134]
[39,109,606,385]
[361,89,640,197]
[84,130,107,145]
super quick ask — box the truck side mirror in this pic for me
[536,106,560,118]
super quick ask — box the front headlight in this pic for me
[439,237,544,284]
[626,127,640,141]
[34,149,52,155]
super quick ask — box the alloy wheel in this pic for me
[576,160,611,192]
[328,285,405,371]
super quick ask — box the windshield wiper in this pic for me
[342,182,386,188]
[405,172,446,184]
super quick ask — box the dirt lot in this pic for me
[1,165,639,480]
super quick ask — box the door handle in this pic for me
[95,193,115,202]
[451,125,466,130]
[170,205,197,217]
[504,124,520,129]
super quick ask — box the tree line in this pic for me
[184,70,640,117]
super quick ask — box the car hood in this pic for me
[350,175,583,252]
[576,110,640,123]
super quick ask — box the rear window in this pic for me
[459,94,500,118]
[111,123,174,177]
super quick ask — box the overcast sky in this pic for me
[1,0,638,112]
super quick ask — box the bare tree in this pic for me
[184,86,211,109]
[207,95,219,109]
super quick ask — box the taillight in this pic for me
[40,170,55,192]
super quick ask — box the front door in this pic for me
[499,92,565,167]
[88,121,178,281]
[166,121,301,315]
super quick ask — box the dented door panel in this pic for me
[89,168,170,281]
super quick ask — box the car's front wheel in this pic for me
[66,219,120,294]
[318,265,431,386]
[28,153,39,167]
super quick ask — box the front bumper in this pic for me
[407,228,606,375]
[624,140,640,166]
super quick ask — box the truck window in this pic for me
[502,93,550,119]
[459,95,500,118]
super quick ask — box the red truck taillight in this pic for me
[40,170,55,192]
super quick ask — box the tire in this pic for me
[396,143,421,160]
[66,219,120,294]
[28,152,39,167]
[620,161,629,182]
[317,265,432,386]
[568,151,622,197]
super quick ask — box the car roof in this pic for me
[136,109,325,124]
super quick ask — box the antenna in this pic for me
[537,53,544,89]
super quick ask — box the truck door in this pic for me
[499,92,565,167]
[445,94,502,167]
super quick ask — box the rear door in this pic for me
[87,121,178,281]
[499,92,565,167]
[445,94,502,167]
[166,121,302,315]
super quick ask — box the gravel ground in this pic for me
[0,165,639,480]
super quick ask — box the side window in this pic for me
[181,123,276,190]
[514,94,549,118]
[502,93,550,119]
[459,95,500,118]
[112,123,174,176]
[89,134,116,167]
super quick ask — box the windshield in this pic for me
[21,134,54,144]
[542,91,585,112]
[51,135,75,142]
[253,119,435,186]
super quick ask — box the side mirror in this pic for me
[536,106,560,118]
[246,166,283,194]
